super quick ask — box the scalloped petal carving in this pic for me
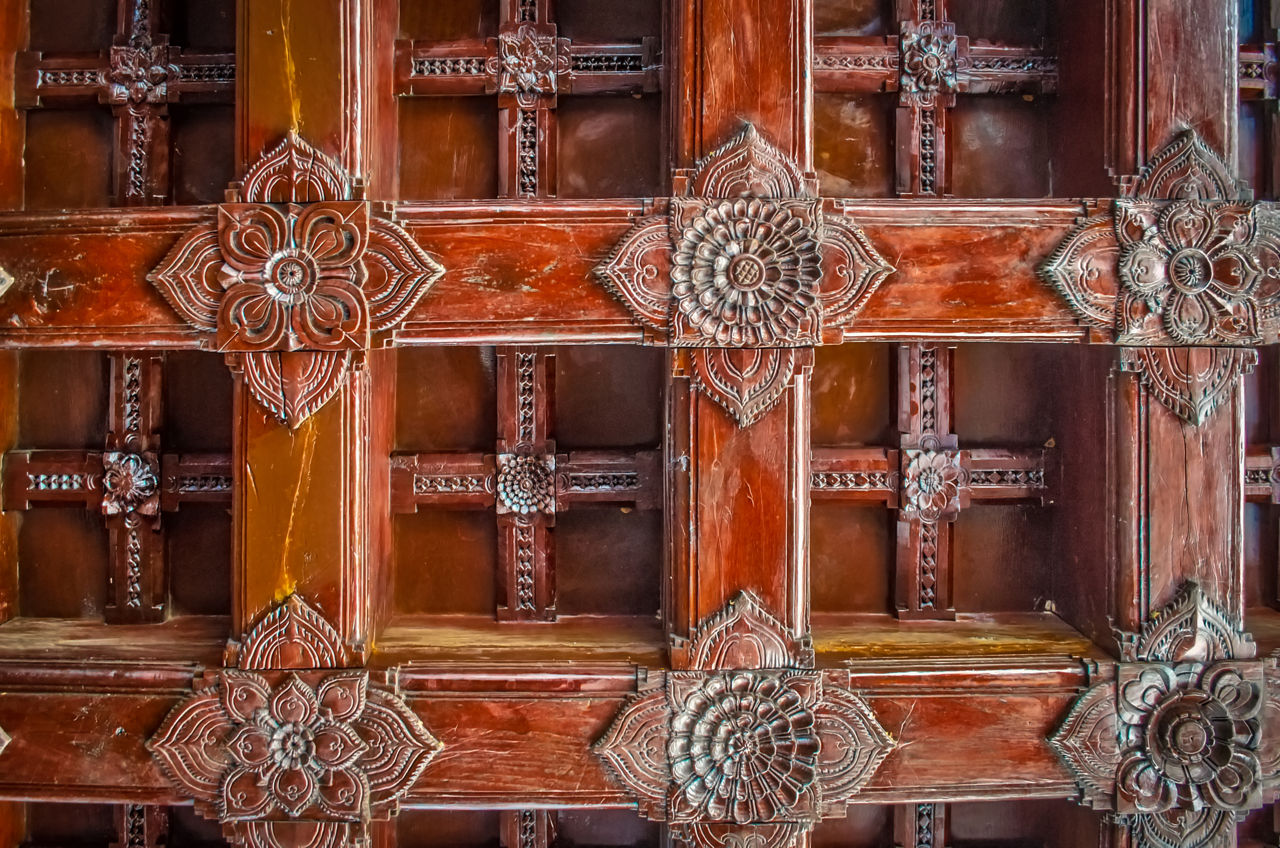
[1118,581,1256,663]
[239,133,353,204]
[593,683,670,820]
[147,685,232,812]
[237,594,350,671]
[1119,347,1257,427]
[365,218,445,333]
[670,822,811,848]
[817,214,895,334]
[1048,679,1119,810]
[1128,808,1237,848]
[813,683,896,811]
[233,350,356,430]
[1129,130,1251,202]
[359,689,445,809]
[233,821,364,848]
[1038,212,1121,334]
[147,221,223,332]
[688,124,808,199]
[592,215,672,336]
[688,591,811,670]
[689,348,798,427]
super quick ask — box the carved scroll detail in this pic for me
[148,134,444,427]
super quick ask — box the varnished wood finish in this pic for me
[0,2,1277,848]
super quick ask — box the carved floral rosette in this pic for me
[1049,583,1280,848]
[148,596,442,845]
[148,134,445,427]
[1039,131,1280,425]
[593,124,893,427]
[595,593,893,832]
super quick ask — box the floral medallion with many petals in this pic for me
[667,672,821,824]
[495,453,555,515]
[671,199,823,347]
[900,450,965,524]
[107,42,172,105]
[594,124,892,427]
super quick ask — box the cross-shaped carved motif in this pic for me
[811,344,1051,619]
[395,0,660,197]
[15,0,235,205]
[1,352,231,622]
[813,0,1057,196]
[390,348,660,621]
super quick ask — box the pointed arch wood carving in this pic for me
[147,596,441,846]
[593,124,893,427]
[686,590,813,670]
[1049,583,1280,848]
[148,134,445,426]
[1039,131,1280,426]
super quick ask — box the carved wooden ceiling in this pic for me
[1,1,1280,848]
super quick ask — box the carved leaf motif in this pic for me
[1048,680,1120,810]
[817,213,895,334]
[239,133,353,205]
[364,218,446,333]
[1038,212,1122,334]
[147,687,233,809]
[236,594,350,671]
[357,690,445,808]
[689,348,798,427]
[1119,581,1256,664]
[1118,347,1257,427]
[234,350,356,430]
[592,215,672,336]
[812,684,896,811]
[593,683,670,820]
[669,822,811,848]
[234,821,364,848]
[147,221,223,332]
[687,591,811,670]
[688,124,808,200]
[1128,131,1251,202]
[1127,808,1238,848]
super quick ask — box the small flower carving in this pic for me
[672,199,822,346]
[218,202,370,351]
[495,454,555,515]
[102,451,159,516]
[221,673,371,820]
[668,672,819,824]
[899,23,958,98]
[1117,202,1264,344]
[1116,663,1262,814]
[494,23,561,106]
[901,450,964,523]
[107,44,172,105]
